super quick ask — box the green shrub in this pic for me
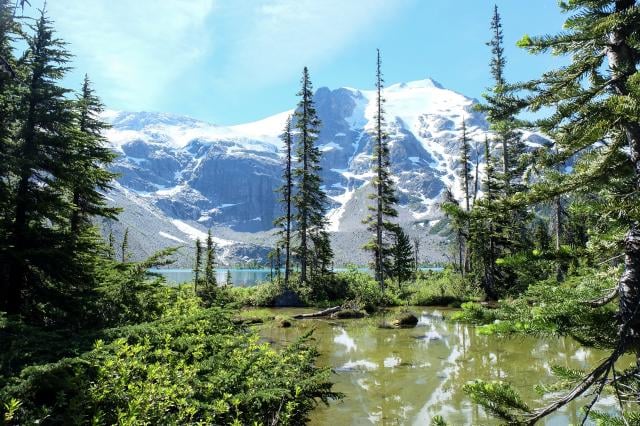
[407,269,477,306]
[1,295,340,425]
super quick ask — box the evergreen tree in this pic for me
[292,66,332,284]
[204,229,217,289]
[121,228,129,263]
[466,6,532,298]
[392,226,414,285]
[363,49,399,291]
[68,75,118,237]
[194,238,202,293]
[225,268,232,287]
[107,229,115,260]
[0,0,20,304]
[4,9,76,314]
[464,136,501,299]
[466,1,640,422]
[274,115,294,289]
[458,118,474,273]
[481,5,528,193]
[459,118,473,212]
[473,140,480,204]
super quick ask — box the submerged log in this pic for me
[330,309,366,319]
[292,306,342,319]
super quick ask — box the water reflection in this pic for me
[259,307,623,425]
[149,268,272,286]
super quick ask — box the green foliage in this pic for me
[463,380,530,422]
[430,414,448,426]
[588,410,640,426]
[454,268,619,348]
[92,248,178,327]
[391,226,414,286]
[274,116,294,289]
[292,66,333,283]
[1,298,340,425]
[408,270,477,307]
[363,49,400,290]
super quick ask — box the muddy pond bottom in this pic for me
[258,307,621,425]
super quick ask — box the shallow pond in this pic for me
[259,307,621,425]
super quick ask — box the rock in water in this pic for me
[276,316,292,328]
[392,312,419,328]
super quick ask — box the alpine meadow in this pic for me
[3,1,640,425]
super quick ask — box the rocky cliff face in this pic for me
[101,79,549,266]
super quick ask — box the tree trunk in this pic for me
[555,196,564,282]
[608,0,640,356]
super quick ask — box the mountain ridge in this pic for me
[99,78,548,267]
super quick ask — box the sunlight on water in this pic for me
[259,307,624,425]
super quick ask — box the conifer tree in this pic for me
[465,136,500,299]
[467,5,532,297]
[0,0,19,304]
[392,226,414,286]
[107,230,115,260]
[467,1,640,422]
[204,229,217,289]
[473,140,480,204]
[481,5,527,193]
[363,49,399,291]
[68,75,118,237]
[121,228,129,263]
[194,237,202,293]
[459,119,474,273]
[292,66,332,284]
[459,118,473,212]
[5,9,76,313]
[225,268,232,287]
[275,115,294,288]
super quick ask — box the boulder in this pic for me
[392,312,419,328]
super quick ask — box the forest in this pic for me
[2,0,640,424]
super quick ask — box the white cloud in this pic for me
[48,0,216,108]
[221,0,406,88]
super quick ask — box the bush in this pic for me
[1,294,340,425]
[407,269,477,306]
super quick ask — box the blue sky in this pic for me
[45,0,567,125]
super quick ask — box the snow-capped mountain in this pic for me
[99,78,548,266]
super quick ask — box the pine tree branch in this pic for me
[585,287,619,307]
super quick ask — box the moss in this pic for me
[392,312,418,328]
[275,316,293,328]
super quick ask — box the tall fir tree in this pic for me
[391,226,414,286]
[68,75,118,238]
[459,118,473,212]
[194,237,202,293]
[274,115,294,289]
[482,4,527,193]
[363,49,399,291]
[204,229,217,289]
[0,0,19,305]
[121,228,129,263]
[5,9,76,314]
[466,5,532,298]
[292,66,332,284]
